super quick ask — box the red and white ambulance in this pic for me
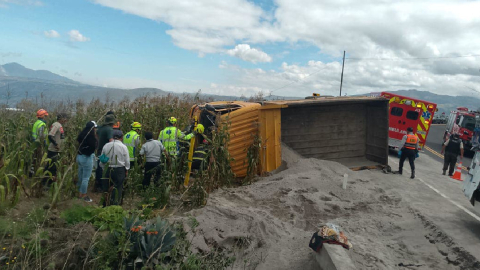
[380,92,437,151]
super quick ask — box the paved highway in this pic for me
[388,125,480,265]
[423,124,473,172]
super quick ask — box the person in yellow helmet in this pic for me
[192,124,209,171]
[158,117,195,156]
[194,124,205,135]
[124,122,142,168]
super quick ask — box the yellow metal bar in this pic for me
[184,117,197,187]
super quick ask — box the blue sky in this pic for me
[1,1,225,84]
[1,0,480,97]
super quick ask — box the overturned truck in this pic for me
[190,96,389,178]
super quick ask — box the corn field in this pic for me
[0,94,263,269]
[0,94,214,208]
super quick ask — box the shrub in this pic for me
[61,204,126,233]
[60,204,95,224]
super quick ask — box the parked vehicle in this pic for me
[471,114,480,149]
[463,146,480,215]
[444,107,476,152]
[432,112,447,124]
[380,92,437,151]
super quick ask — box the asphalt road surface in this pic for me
[424,124,473,171]
[388,154,480,266]
[385,125,480,266]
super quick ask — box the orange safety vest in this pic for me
[404,134,418,149]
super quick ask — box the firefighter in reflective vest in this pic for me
[398,127,419,179]
[123,122,141,168]
[192,125,208,171]
[32,109,49,144]
[158,117,195,157]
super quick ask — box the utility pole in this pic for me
[339,50,345,96]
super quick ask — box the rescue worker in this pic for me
[123,122,142,169]
[31,109,49,176]
[192,138,209,171]
[32,109,49,143]
[398,127,419,179]
[113,121,121,130]
[158,117,195,157]
[191,124,207,171]
[441,134,464,176]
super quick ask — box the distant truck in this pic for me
[432,112,447,124]
[444,107,476,152]
[380,92,437,151]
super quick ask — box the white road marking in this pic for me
[389,158,480,222]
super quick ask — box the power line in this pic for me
[268,53,480,96]
[347,54,480,61]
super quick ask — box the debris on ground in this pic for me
[309,223,353,252]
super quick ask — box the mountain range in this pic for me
[1,62,479,114]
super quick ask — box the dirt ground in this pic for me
[176,145,480,270]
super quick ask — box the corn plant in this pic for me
[244,132,262,184]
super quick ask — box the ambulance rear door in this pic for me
[387,102,407,149]
[402,105,423,147]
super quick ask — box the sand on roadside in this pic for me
[176,145,480,270]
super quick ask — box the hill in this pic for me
[0,62,75,83]
[1,63,479,112]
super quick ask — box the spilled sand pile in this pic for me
[176,145,479,270]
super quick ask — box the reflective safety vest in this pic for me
[192,144,208,170]
[32,119,47,143]
[158,126,194,156]
[123,130,140,161]
[404,134,418,150]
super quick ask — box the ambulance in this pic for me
[380,92,437,151]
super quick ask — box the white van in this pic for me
[463,147,480,215]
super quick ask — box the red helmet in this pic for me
[36,109,48,118]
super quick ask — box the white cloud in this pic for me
[0,52,22,57]
[44,30,60,38]
[0,0,42,8]
[94,0,281,54]
[68,30,90,42]
[226,44,272,63]
[93,0,480,96]
[207,59,480,98]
